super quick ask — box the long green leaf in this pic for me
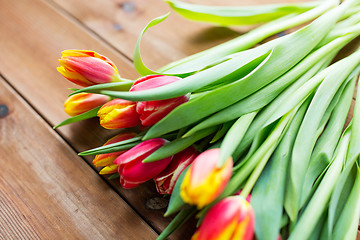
[53,106,100,129]
[288,128,351,240]
[161,1,336,75]
[142,4,349,139]
[131,1,336,76]
[219,112,256,166]
[251,96,308,240]
[224,109,295,198]
[142,127,217,163]
[332,163,360,240]
[209,121,234,143]
[326,161,357,238]
[166,0,318,26]
[103,1,343,104]
[133,13,170,76]
[78,136,143,156]
[183,35,346,136]
[300,72,357,208]
[68,81,133,97]
[157,207,196,240]
[285,47,360,221]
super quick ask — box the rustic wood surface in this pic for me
[0,0,358,239]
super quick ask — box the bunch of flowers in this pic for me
[54,0,360,239]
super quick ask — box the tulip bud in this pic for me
[99,164,118,175]
[154,146,198,195]
[115,138,172,188]
[64,93,110,116]
[129,75,189,126]
[97,99,141,129]
[180,148,233,209]
[192,196,255,240]
[57,50,120,87]
[93,132,137,168]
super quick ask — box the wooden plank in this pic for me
[0,0,193,239]
[0,77,157,239]
[48,0,314,69]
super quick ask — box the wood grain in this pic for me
[0,0,193,239]
[0,0,359,239]
[0,77,157,239]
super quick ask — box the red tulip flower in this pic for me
[114,138,172,188]
[130,75,189,126]
[154,146,198,194]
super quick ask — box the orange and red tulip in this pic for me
[180,148,233,209]
[97,99,141,129]
[192,196,255,240]
[57,50,120,87]
[64,93,109,116]
[93,132,137,168]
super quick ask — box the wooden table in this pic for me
[0,0,358,239]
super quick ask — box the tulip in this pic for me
[129,75,189,126]
[115,138,172,188]
[154,146,198,195]
[97,99,141,129]
[57,50,121,87]
[192,196,255,240]
[93,132,137,168]
[180,148,233,209]
[99,164,118,175]
[64,93,110,116]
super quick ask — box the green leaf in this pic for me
[133,13,170,76]
[53,106,101,129]
[224,108,295,198]
[219,112,257,166]
[332,163,360,240]
[104,47,273,100]
[326,162,356,238]
[300,72,357,208]
[184,36,343,136]
[143,6,347,139]
[68,81,133,97]
[251,95,308,240]
[166,0,318,26]
[288,128,351,240]
[78,136,143,156]
[285,48,360,221]
[157,207,196,240]
[142,127,217,163]
[209,121,234,143]
[160,1,337,75]
[165,166,190,216]
[103,1,343,103]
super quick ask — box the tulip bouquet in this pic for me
[54,0,360,239]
